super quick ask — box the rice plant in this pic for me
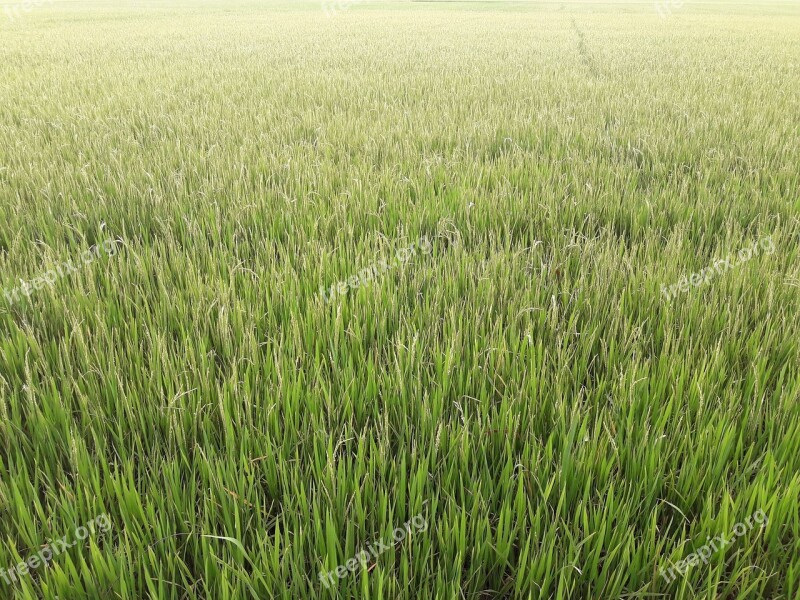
[0,1,798,599]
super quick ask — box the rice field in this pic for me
[1,1,799,598]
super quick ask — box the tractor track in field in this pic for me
[570,17,599,76]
